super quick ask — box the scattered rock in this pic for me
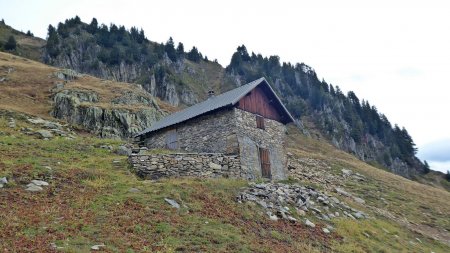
[36,130,53,139]
[335,187,351,197]
[353,197,366,204]
[237,182,367,223]
[100,145,113,150]
[322,228,331,234]
[268,213,279,221]
[287,216,297,222]
[342,169,352,176]
[164,198,180,209]
[43,121,62,130]
[91,244,105,250]
[50,242,64,249]
[305,219,316,228]
[7,118,16,128]
[296,209,306,216]
[353,212,365,219]
[363,232,371,238]
[116,145,132,156]
[27,118,47,125]
[0,177,7,188]
[25,184,43,192]
[30,180,49,186]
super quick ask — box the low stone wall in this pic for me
[129,153,242,180]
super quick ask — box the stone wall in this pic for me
[142,108,238,154]
[139,107,288,180]
[235,109,288,180]
[129,153,241,180]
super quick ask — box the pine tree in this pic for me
[446,170,450,181]
[186,46,201,62]
[87,18,98,34]
[46,25,60,57]
[164,37,177,62]
[4,36,17,50]
[57,22,69,38]
[176,42,184,56]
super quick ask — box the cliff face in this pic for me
[45,44,198,107]
[52,89,163,139]
[46,68,166,139]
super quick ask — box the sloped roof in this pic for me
[135,77,294,138]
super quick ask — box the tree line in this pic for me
[45,16,207,67]
[226,45,424,172]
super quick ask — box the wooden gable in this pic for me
[236,85,285,122]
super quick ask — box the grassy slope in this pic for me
[0,23,45,61]
[0,113,448,252]
[0,52,450,252]
[0,52,176,119]
[286,124,450,251]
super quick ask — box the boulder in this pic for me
[25,184,43,192]
[304,219,316,228]
[116,145,132,156]
[30,180,49,186]
[164,198,180,209]
[36,130,53,139]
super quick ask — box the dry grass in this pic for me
[286,124,450,246]
[0,52,176,117]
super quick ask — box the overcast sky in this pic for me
[2,0,450,172]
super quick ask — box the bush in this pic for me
[4,36,17,51]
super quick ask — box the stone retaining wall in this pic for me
[129,153,242,180]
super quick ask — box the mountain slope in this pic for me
[37,17,428,181]
[0,51,174,138]
[0,47,449,252]
[1,111,449,252]
[0,20,45,61]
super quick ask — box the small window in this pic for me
[166,129,178,150]
[256,115,265,129]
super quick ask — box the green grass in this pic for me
[1,112,450,252]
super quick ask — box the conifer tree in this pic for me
[164,37,177,62]
[176,42,184,56]
[4,36,16,50]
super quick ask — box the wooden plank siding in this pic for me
[237,86,282,122]
[259,148,271,178]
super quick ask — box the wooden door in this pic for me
[259,148,271,179]
[166,129,178,149]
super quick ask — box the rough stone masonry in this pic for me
[129,153,242,180]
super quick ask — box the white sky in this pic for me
[2,0,450,172]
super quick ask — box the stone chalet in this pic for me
[132,77,295,180]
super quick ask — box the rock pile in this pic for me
[236,182,368,224]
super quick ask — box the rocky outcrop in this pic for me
[44,39,198,107]
[52,89,164,139]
